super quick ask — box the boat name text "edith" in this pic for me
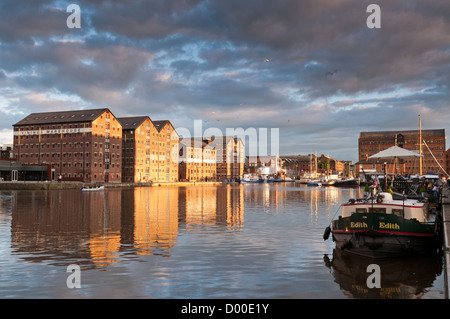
[379,222,400,230]
[350,222,368,228]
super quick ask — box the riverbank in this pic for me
[0,180,228,190]
[442,186,450,299]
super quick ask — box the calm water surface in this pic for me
[0,183,444,298]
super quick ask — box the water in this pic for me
[0,183,445,298]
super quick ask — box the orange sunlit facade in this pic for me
[152,121,179,183]
[179,138,216,181]
[120,117,179,183]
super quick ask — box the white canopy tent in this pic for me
[368,146,423,160]
[369,146,423,189]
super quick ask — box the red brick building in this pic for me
[358,129,446,177]
[13,108,122,183]
[204,136,244,180]
[119,116,153,183]
[446,148,450,176]
[317,154,344,175]
[178,138,216,181]
[119,117,179,183]
[152,120,179,182]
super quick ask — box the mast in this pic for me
[419,115,423,176]
[315,151,318,174]
[309,153,312,173]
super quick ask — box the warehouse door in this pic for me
[11,170,18,181]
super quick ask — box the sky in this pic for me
[0,0,449,162]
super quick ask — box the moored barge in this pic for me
[325,190,442,258]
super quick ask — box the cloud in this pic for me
[0,1,85,43]
[0,0,449,161]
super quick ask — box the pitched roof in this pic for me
[179,137,209,148]
[13,108,110,126]
[152,120,170,132]
[280,155,313,163]
[203,136,244,146]
[117,116,150,130]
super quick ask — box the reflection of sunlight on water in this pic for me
[132,187,179,257]
[183,185,245,233]
[0,184,444,298]
[89,232,120,269]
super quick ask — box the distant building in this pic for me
[178,138,216,181]
[0,144,13,159]
[205,136,244,181]
[0,159,50,181]
[279,154,350,178]
[246,156,282,176]
[317,154,344,175]
[13,108,122,183]
[277,154,319,177]
[341,160,356,178]
[279,156,307,178]
[358,129,446,177]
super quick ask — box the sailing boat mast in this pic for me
[419,115,423,176]
[309,153,312,173]
[315,151,318,174]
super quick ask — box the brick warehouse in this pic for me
[119,116,179,183]
[205,136,244,181]
[151,120,179,183]
[13,108,123,183]
[178,138,216,181]
[358,129,447,177]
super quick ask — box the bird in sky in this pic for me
[326,69,338,76]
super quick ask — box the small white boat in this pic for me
[241,173,261,183]
[307,180,322,187]
[321,180,336,186]
[300,173,319,184]
[80,185,105,191]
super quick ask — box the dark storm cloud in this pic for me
[0,1,86,43]
[0,0,449,160]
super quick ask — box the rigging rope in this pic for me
[422,140,450,178]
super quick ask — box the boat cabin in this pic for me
[341,192,430,223]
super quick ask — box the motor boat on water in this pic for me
[241,173,261,183]
[334,178,360,187]
[307,180,322,187]
[80,185,105,191]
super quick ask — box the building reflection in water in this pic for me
[87,191,122,268]
[307,186,362,223]
[178,185,244,232]
[243,184,355,225]
[10,189,123,269]
[9,185,244,270]
[244,183,289,214]
[124,187,179,257]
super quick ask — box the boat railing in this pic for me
[348,198,371,204]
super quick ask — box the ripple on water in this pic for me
[0,185,444,298]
